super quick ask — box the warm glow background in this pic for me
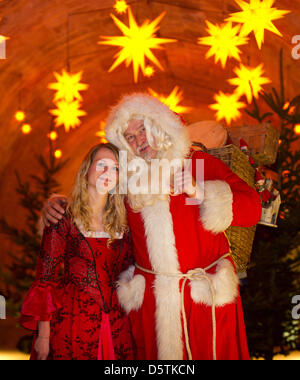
[0,0,299,358]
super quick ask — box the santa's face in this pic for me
[124,119,157,160]
[87,148,119,195]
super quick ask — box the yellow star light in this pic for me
[144,65,155,78]
[294,125,300,135]
[50,100,87,133]
[21,124,32,134]
[54,149,63,159]
[148,86,192,114]
[210,92,246,125]
[227,0,290,49]
[228,64,271,104]
[96,121,108,143]
[0,35,10,42]
[198,21,248,68]
[48,70,89,103]
[48,131,58,141]
[114,0,129,14]
[15,111,26,122]
[98,7,177,83]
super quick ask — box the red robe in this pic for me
[20,215,135,360]
[117,150,262,360]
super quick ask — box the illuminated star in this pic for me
[144,65,155,78]
[148,86,193,114]
[210,92,246,125]
[0,35,10,42]
[98,7,177,83]
[50,100,87,133]
[48,70,89,103]
[96,121,108,143]
[198,21,248,68]
[228,64,271,104]
[114,0,129,14]
[227,0,290,49]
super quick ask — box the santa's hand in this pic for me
[42,194,67,227]
[173,168,197,197]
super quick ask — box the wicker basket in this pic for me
[227,122,280,166]
[193,143,257,273]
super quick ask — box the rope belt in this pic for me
[135,253,231,360]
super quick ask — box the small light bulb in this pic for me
[21,124,32,134]
[15,111,26,122]
[54,149,62,159]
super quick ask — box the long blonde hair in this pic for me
[67,143,128,245]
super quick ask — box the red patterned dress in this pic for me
[20,214,135,360]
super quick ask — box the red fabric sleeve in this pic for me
[20,216,69,331]
[191,150,262,227]
[120,232,135,273]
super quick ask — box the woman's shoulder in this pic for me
[44,212,72,237]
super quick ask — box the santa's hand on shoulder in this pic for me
[172,166,200,199]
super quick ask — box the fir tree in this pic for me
[241,49,300,360]
[0,138,68,353]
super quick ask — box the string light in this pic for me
[144,66,155,78]
[54,149,62,159]
[294,125,300,135]
[21,124,32,134]
[113,0,129,14]
[48,131,58,141]
[15,111,26,122]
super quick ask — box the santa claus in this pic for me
[42,93,262,360]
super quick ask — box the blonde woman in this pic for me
[20,143,135,360]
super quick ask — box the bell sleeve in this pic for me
[19,216,68,331]
[191,151,262,234]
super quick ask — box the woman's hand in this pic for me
[34,336,50,360]
[42,195,67,227]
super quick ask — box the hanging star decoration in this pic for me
[50,100,87,133]
[114,0,129,14]
[228,63,271,104]
[148,86,193,114]
[144,65,155,78]
[48,70,88,132]
[98,7,177,83]
[198,21,248,68]
[210,92,246,125]
[227,0,290,49]
[96,121,108,143]
[48,70,88,103]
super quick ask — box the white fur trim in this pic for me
[199,180,233,234]
[141,200,183,360]
[117,266,146,314]
[190,259,239,306]
[105,93,191,162]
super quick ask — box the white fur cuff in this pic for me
[117,266,146,314]
[199,180,233,234]
[190,259,239,306]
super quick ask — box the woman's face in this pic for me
[87,147,119,195]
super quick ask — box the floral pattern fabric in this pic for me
[20,215,135,360]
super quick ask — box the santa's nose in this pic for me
[137,135,146,146]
